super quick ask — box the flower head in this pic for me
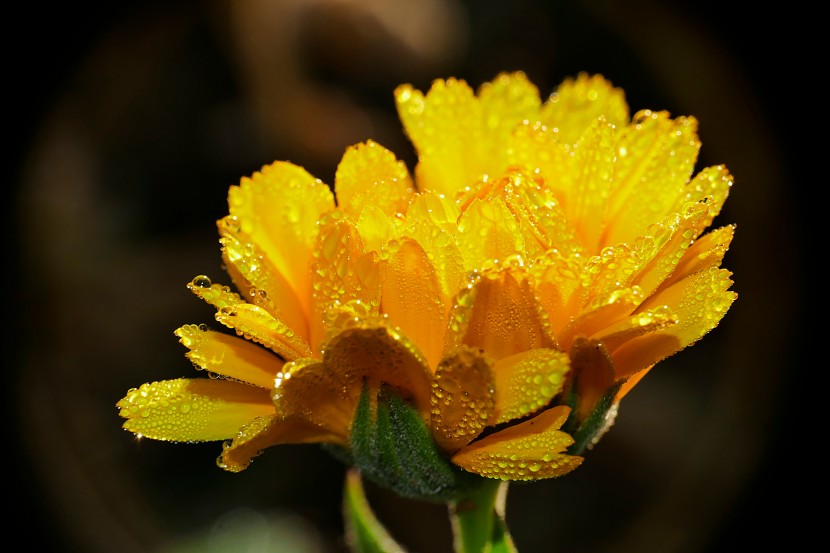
[118,72,736,497]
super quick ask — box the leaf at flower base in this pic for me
[350,383,480,502]
[343,467,408,553]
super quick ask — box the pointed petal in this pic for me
[430,347,495,452]
[117,379,273,442]
[452,406,583,480]
[175,324,284,389]
[310,213,382,349]
[219,413,345,473]
[229,161,334,318]
[218,216,308,341]
[540,73,629,144]
[491,348,570,425]
[590,306,679,353]
[678,165,733,230]
[395,78,485,195]
[603,111,700,247]
[477,71,541,136]
[188,277,313,360]
[380,237,448,369]
[612,267,737,377]
[335,140,414,217]
[664,225,735,288]
[446,267,557,360]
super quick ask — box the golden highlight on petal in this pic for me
[120,71,736,484]
[118,379,274,442]
[430,347,495,452]
[452,406,583,480]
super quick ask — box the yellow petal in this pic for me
[612,267,737,378]
[446,267,556,360]
[529,249,588,336]
[356,205,403,254]
[117,378,273,442]
[452,405,583,480]
[590,306,679,354]
[560,118,619,252]
[219,414,346,473]
[663,225,735,288]
[540,73,629,144]
[677,165,733,230]
[310,213,381,349]
[395,78,485,195]
[477,71,541,136]
[229,161,334,319]
[380,237,448,369]
[335,140,414,217]
[175,324,284,389]
[603,111,700,247]
[430,347,495,452]
[491,348,570,425]
[559,286,645,354]
[218,215,308,341]
[456,197,524,271]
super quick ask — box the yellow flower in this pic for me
[118,72,736,489]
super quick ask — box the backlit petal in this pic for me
[175,324,284,389]
[117,379,273,442]
[430,346,495,452]
[335,140,414,217]
[229,161,334,319]
[540,73,629,144]
[456,198,524,271]
[452,406,583,480]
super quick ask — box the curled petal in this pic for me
[117,378,274,442]
[175,324,284,389]
[219,414,345,473]
[491,348,570,425]
[430,347,495,452]
[452,406,583,480]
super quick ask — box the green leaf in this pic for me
[449,479,517,553]
[343,467,408,553]
[350,382,481,502]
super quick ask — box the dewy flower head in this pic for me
[118,72,736,500]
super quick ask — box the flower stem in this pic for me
[449,479,517,553]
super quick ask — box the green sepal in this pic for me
[350,382,481,502]
[343,467,408,553]
[566,379,625,456]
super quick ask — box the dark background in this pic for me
[9,1,813,552]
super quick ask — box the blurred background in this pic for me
[8,1,812,552]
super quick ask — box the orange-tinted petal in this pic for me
[335,140,414,218]
[446,267,556,360]
[219,414,345,473]
[117,378,273,442]
[380,237,448,369]
[491,348,570,425]
[452,405,583,480]
[569,337,616,420]
[663,225,735,288]
[430,347,495,452]
[175,324,284,389]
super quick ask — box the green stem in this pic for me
[449,479,517,553]
[343,468,407,553]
